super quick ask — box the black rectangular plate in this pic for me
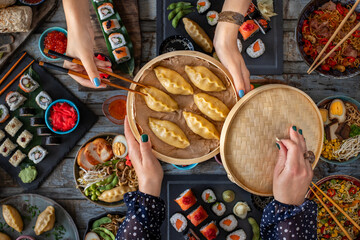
[156,0,283,75]
[0,52,98,190]
[160,174,263,240]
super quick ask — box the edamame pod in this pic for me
[168,7,182,21]
[167,1,191,10]
[172,9,193,28]
[92,217,112,229]
[248,217,260,240]
[93,227,115,240]
[93,230,112,240]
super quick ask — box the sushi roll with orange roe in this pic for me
[187,205,208,227]
[200,221,219,240]
[112,46,131,64]
[98,3,114,20]
[175,189,197,211]
[170,213,187,232]
[212,202,226,216]
[102,19,120,34]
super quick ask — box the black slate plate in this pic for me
[84,211,126,239]
[0,52,98,190]
[156,0,283,75]
[160,174,262,240]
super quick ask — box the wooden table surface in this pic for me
[0,0,359,238]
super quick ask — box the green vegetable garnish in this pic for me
[350,124,360,138]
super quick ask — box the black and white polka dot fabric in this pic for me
[116,191,165,240]
[260,199,318,240]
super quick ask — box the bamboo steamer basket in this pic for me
[220,85,324,196]
[126,51,237,165]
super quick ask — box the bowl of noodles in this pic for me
[306,175,360,239]
[318,95,360,165]
[296,0,360,79]
[84,211,125,240]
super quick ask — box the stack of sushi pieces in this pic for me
[196,0,219,26]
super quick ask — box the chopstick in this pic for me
[308,21,360,74]
[0,52,27,86]
[309,187,352,240]
[38,61,146,96]
[43,48,147,88]
[307,0,360,73]
[0,60,34,96]
[311,182,360,230]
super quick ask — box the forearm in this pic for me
[222,0,252,15]
[63,0,91,31]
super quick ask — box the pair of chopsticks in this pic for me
[0,52,35,96]
[307,0,360,74]
[309,182,360,240]
[42,49,146,96]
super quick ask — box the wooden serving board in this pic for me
[0,0,58,70]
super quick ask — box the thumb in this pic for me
[139,134,154,162]
[80,52,105,88]
[274,141,288,177]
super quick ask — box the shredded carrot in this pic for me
[223,219,232,226]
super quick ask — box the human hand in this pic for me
[214,22,251,97]
[273,126,313,206]
[124,117,164,197]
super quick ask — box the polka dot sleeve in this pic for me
[116,191,166,240]
[260,199,318,239]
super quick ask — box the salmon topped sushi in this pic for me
[175,189,197,211]
[170,213,187,232]
[187,205,208,227]
[97,3,114,20]
[102,19,120,34]
[239,20,259,41]
[200,221,219,240]
[112,46,131,64]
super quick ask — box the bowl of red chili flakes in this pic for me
[39,27,67,61]
[45,99,80,135]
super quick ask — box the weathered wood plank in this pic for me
[283,0,311,20]
[139,0,156,21]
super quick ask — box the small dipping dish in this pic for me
[171,163,198,170]
[19,0,45,5]
[159,35,194,55]
[102,95,127,125]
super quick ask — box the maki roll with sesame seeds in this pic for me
[5,117,23,137]
[0,138,17,157]
[16,130,33,148]
[9,150,26,167]
[0,130,5,142]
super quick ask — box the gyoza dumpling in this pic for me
[34,206,55,235]
[185,65,226,92]
[2,205,23,232]
[154,66,193,95]
[140,86,178,112]
[183,112,220,140]
[194,93,230,121]
[0,232,11,240]
[149,117,190,148]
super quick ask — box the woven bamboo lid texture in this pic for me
[220,85,323,196]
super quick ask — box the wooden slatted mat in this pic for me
[220,84,324,196]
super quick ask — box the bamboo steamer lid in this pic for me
[220,85,323,196]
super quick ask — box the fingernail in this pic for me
[93,77,100,87]
[292,126,297,131]
[276,143,280,149]
[238,90,244,98]
[299,129,303,135]
[141,134,148,143]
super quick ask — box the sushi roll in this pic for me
[212,202,226,216]
[16,130,33,148]
[170,213,187,233]
[200,221,219,240]
[0,139,17,157]
[28,145,47,164]
[237,39,243,53]
[206,11,219,26]
[175,189,197,211]
[45,136,61,146]
[19,74,39,93]
[233,201,251,219]
[35,91,52,110]
[5,117,23,137]
[9,150,26,167]
[37,127,52,136]
[30,117,45,127]
[187,206,208,227]
[219,214,238,232]
[102,19,120,34]
[97,3,114,20]
[202,189,216,203]
[239,20,259,41]
[255,17,271,34]
[197,0,211,14]
[246,39,265,58]
[109,33,126,49]
[226,229,247,240]
[5,91,27,111]
[184,229,200,240]
[0,104,9,123]
[112,46,131,63]
[0,130,5,142]
[19,107,36,117]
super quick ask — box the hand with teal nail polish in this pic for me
[124,118,163,197]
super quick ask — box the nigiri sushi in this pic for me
[102,19,120,34]
[97,3,114,20]
[175,189,197,211]
[19,74,39,93]
[187,205,208,227]
[197,0,210,14]
[202,189,216,203]
[246,39,265,58]
[170,213,187,232]
[5,91,27,111]
[200,221,219,240]
[112,46,131,64]
[109,33,126,49]
[212,202,226,216]
[226,229,247,240]
[220,214,238,232]
[0,104,9,123]
[239,20,259,41]
[206,11,218,26]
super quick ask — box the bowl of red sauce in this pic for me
[39,27,67,61]
[45,99,80,135]
[102,95,127,125]
[19,0,45,5]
